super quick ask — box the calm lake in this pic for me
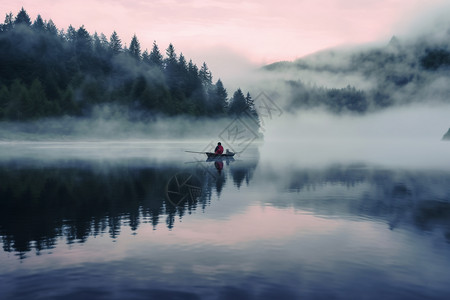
[1,140,450,299]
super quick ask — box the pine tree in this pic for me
[149,41,163,68]
[2,12,14,32]
[213,79,228,114]
[199,62,212,86]
[46,19,58,35]
[142,49,150,64]
[93,32,102,53]
[165,43,177,66]
[99,33,108,48]
[129,34,141,60]
[178,53,187,73]
[14,8,31,27]
[177,53,189,99]
[228,88,247,115]
[109,31,122,54]
[164,43,179,89]
[76,26,92,54]
[186,59,201,97]
[92,32,108,64]
[66,25,77,43]
[245,92,259,124]
[32,15,45,31]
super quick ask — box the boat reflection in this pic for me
[206,156,235,175]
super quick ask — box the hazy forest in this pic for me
[0,8,258,121]
[1,8,450,123]
[263,33,450,114]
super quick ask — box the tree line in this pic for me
[0,8,259,122]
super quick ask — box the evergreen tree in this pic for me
[199,62,212,86]
[142,49,150,64]
[66,25,77,43]
[74,26,93,72]
[178,53,187,73]
[177,53,189,91]
[32,15,45,31]
[186,59,202,98]
[14,8,31,27]
[93,32,102,53]
[149,41,163,68]
[46,19,58,36]
[75,26,92,54]
[212,79,228,114]
[2,12,14,32]
[187,59,199,79]
[99,33,108,48]
[129,34,141,60]
[164,43,179,89]
[228,88,247,115]
[165,43,177,66]
[92,33,108,72]
[245,92,259,123]
[109,31,122,54]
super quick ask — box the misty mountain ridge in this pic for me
[265,35,450,75]
[262,29,450,114]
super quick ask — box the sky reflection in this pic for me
[1,141,450,299]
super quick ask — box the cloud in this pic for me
[4,0,446,67]
[392,0,450,40]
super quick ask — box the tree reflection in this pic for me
[0,156,259,258]
[280,164,450,238]
[4,159,448,259]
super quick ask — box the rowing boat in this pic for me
[185,150,236,158]
[205,152,235,158]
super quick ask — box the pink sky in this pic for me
[1,0,448,68]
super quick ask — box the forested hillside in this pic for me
[263,33,450,114]
[0,8,257,121]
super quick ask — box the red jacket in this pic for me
[215,145,224,154]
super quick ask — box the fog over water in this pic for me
[260,104,450,169]
[1,101,449,169]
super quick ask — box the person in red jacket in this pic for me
[214,142,224,155]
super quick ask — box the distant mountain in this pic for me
[261,32,450,114]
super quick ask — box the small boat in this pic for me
[205,152,235,158]
[185,150,236,159]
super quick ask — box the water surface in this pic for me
[1,141,450,299]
